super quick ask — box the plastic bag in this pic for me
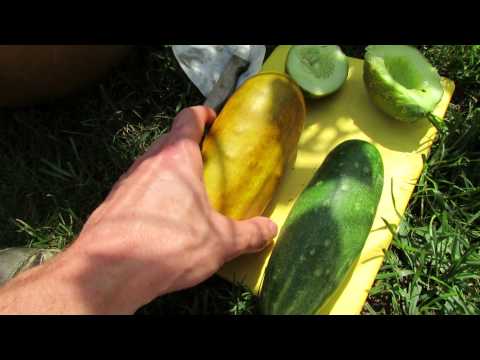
[172,45,266,97]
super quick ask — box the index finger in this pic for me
[142,105,216,160]
[169,106,217,144]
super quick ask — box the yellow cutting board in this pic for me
[217,45,455,314]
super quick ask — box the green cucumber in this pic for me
[286,45,349,98]
[259,140,384,315]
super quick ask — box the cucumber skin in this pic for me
[259,140,384,315]
[363,58,428,123]
[363,46,443,123]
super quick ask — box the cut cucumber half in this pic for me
[363,45,444,127]
[286,45,349,98]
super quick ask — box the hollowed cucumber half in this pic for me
[286,45,349,98]
[363,45,445,127]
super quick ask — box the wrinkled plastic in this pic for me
[172,45,266,97]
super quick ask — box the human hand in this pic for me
[20,106,277,314]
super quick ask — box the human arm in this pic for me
[0,106,277,314]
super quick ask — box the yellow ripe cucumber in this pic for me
[202,72,306,220]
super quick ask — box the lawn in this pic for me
[0,45,478,315]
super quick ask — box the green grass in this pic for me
[0,45,478,315]
[362,45,480,315]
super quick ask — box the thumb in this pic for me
[225,216,278,261]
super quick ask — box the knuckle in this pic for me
[173,109,190,123]
[248,234,263,251]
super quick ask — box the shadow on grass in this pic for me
[135,275,257,315]
[0,46,203,248]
